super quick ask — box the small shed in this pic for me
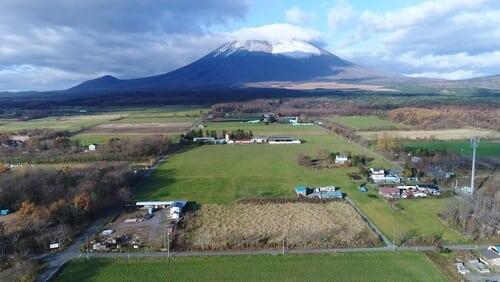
[318,191,344,199]
[295,185,309,196]
[335,154,349,164]
[88,144,97,151]
[359,186,368,192]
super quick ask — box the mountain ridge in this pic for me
[68,39,500,93]
[68,39,391,92]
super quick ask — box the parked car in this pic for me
[454,262,470,275]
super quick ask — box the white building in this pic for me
[252,136,268,143]
[335,154,349,164]
[267,136,301,144]
[88,144,97,151]
[370,168,401,183]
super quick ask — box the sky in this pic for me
[0,0,499,91]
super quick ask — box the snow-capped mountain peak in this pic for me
[214,40,324,58]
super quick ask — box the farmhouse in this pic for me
[370,168,401,184]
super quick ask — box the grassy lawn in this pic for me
[330,115,406,130]
[344,184,466,243]
[54,253,447,282]
[136,125,386,204]
[404,139,500,158]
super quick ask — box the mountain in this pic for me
[69,40,394,93]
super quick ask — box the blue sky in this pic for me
[0,0,499,91]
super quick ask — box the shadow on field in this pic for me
[132,168,179,200]
[185,201,201,212]
[54,259,112,281]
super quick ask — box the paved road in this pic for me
[36,211,114,282]
[36,115,204,282]
[79,244,491,259]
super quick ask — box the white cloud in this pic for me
[361,0,487,31]
[285,7,313,25]
[339,0,500,79]
[327,0,355,31]
[406,70,485,80]
[229,23,322,42]
[398,51,500,69]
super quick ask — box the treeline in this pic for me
[181,129,253,143]
[211,98,381,117]
[0,164,135,259]
[1,131,170,164]
[440,179,500,239]
[387,106,500,130]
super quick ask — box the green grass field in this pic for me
[404,139,500,158]
[136,123,465,243]
[331,116,406,130]
[54,253,447,282]
[136,125,386,204]
[344,186,466,243]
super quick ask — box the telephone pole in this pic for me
[470,137,479,195]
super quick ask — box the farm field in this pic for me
[344,185,466,243]
[331,115,407,130]
[68,107,205,144]
[0,114,124,132]
[135,124,388,204]
[203,121,325,136]
[54,253,447,282]
[404,139,500,158]
[358,128,500,140]
[178,202,380,250]
[136,123,464,243]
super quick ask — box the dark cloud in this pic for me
[0,0,249,90]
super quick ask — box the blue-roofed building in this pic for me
[295,185,310,196]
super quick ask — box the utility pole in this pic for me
[163,225,166,249]
[167,232,170,259]
[282,236,285,255]
[470,137,479,195]
[392,228,395,252]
